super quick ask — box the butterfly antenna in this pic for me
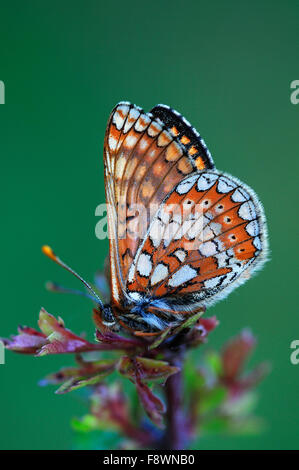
[42,245,104,309]
[45,281,100,303]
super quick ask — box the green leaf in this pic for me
[38,308,64,337]
[40,359,116,387]
[172,311,204,335]
[117,356,179,384]
[149,327,172,350]
[55,373,110,394]
[71,414,101,433]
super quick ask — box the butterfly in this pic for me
[43,102,268,336]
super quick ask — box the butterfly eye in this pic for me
[224,216,232,224]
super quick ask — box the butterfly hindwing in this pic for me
[127,170,268,313]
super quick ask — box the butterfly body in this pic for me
[104,295,184,333]
[101,102,268,335]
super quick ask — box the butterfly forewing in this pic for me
[150,104,214,172]
[104,102,215,306]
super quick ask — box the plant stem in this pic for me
[163,352,188,450]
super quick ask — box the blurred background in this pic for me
[0,0,298,450]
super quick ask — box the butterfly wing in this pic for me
[126,170,268,316]
[150,104,214,172]
[103,102,214,306]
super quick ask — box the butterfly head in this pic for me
[101,303,118,328]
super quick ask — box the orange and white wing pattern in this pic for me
[103,102,214,307]
[126,170,268,316]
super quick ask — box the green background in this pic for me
[0,0,298,450]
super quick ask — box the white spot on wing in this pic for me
[168,265,197,287]
[109,135,117,151]
[217,176,237,193]
[115,155,127,178]
[149,218,164,248]
[209,222,222,236]
[253,236,261,250]
[139,138,149,151]
[137,253,152,277]
[204,275,226,289]
[105,150,112,173]
[197,173,219,191]
[215,252,230,268]
[231,188,250,203]
[157,130,171,147]
[123,108,140,133]
[238,201,256,220]
[176,174,198,195]
[128,263,135,283]
[151,263,169,285]
[173,249,186,262]
[246,220,260,236]
[124,135,138,149]
[113,105,129,130]
[148,122,162,137]
[135,114,151,132]
[199,241,217,257]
